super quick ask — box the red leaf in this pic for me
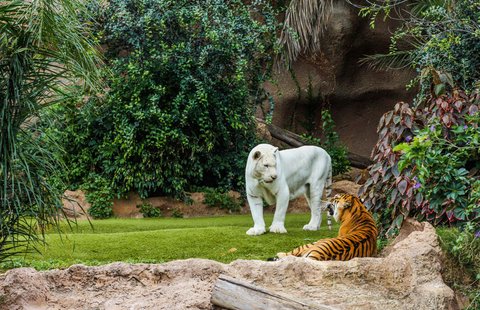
[442,114,451,126]
[404,115,412,129]
[469,105,479,115]
[385,111,393,125]
[397,179,408,195]
[441,100,449,110]
[415,192,423,205]
[454,100,463,112]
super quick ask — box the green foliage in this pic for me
[438,226,480,309]
[301,109,350,175]
[137,202,162,218]
[203,188,242,212]
[359,0,480,95]
[171,209,184,218]
[360,90,480,235]
[0,0,103,261]
[48,0,279,217]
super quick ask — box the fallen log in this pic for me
[211,274,337,310]
[256,118,373,169]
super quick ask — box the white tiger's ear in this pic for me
[273,147,279,153]
[253,150,262,160]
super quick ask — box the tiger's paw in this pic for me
[246,226,266,236]
[269,223,287,234]
[303,224,320,231]
[276,252,287,258]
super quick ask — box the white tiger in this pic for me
[245,143,332,235]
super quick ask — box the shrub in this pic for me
[360,89,480,235]
[360,0,480,94]
[438,226,480,308]
[49,0,279,216]
[137,202,162,218]
[203,188,242,212]
[171,209,184,218]
[301,109,350,175]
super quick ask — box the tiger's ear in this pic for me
[343,196,354,208]
[253,151,262,160]
[274,147,279,153]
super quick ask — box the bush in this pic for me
[301,109,350,176]
[360,89,480,235]
[203,188,242,212]
[360,1,480,98]
[48,0,279,216]
[137,203,162,218]
[438,226,480,308]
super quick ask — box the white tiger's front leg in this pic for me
[270,189,289,233]
[246,194,266,236]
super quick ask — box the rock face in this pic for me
[263,1,416,157]
[0,219,458,310]
[62,190,91,220]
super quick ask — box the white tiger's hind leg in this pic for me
[303,182,324,231]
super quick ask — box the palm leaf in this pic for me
[359,50,417,71]
[0,0,103,262]
[279,0,334,65]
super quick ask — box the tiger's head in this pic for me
[328,194,362,222]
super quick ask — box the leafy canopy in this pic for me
[48,0,279,218]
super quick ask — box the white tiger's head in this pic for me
[249,144,279,184]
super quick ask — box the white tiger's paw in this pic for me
[276,252,288,258]
[303,224,320,231]
[246,226,266,236]
[269,223,287,234]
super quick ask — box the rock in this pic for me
[333,167,369,184]
[331,180,361,196]
[62,190,91,220]
[112,192,144,218]
[0,268,50,310]
[0,219,458,309]
[262,2,416,158]
[256,121,272,141]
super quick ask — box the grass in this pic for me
[0,214,339,271]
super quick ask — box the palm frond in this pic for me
[0,0,104,262]
[278,0,334,65]
[359,50,417,71]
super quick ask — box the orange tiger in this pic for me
[276,194,378,261]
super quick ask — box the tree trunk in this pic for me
[211,274,337,310]
[256,118,373,169]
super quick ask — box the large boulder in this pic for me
[263,1,416,157]
[0,219,458,309]
[62,190,91,220]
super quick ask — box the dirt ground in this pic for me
[63,168,366,220]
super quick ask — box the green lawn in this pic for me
[2,214,339,270]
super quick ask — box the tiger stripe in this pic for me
[277,194,378,261]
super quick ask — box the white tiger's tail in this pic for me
[325,163,333,198]
[325,163,333,230]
